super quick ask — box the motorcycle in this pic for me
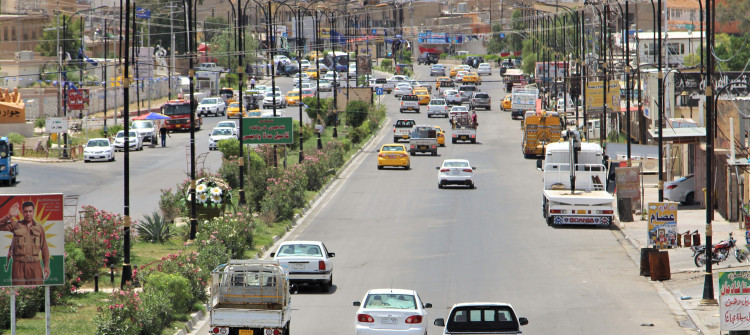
[692,233,749,267]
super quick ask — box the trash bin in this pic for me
[618,197,633,222]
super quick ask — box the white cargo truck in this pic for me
[208,260,291,335]
[537,130,614,227]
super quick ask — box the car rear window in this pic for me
[382,145,405,152]
[375,78,387,83]
[396,120,416,127]
[430,100,446,105]
[364,294,416,309]
[474,93,490,98]
[411,126,437,139]
[402,95,419,101]
[277,244,321,256]
[447,307,518,333]
[460,86,477,92]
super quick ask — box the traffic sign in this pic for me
[135,7,151,19]
[499,33,505,39]
[376,87,384,95]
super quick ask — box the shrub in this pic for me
[290,121,314,150]
[137,211,175,244]
[217,137,242,159]
[141,251,206,305]
[63,244,86,293]
[380,59,392,71]
[15,287,44,318]
[301,151,329,191]
[217,156,240,189]
[347,125,367,144]
[260,165,307,221]
[303,97,329,122]
[94,288,141,335]
[159,188,186,223]
[138,288,173,335]
[66,206,124,282]
[6,132,23,145]
[345,100,369,127]
[340,138,352,152]
[195,234,230,280]
[99,125,123,138]
[33,118,45,128]
[142,272,191,314]
[196,212,254,258]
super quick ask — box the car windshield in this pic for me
[382,145,405,152]
[162,103,191,116]
[265,93,281,98]
[475,94,489,98]
[211,128,233,136]
[229,103,239,108]
[87,139,110,147]
[132,121,153,129]
[444,161,469,168]
[288,91,300,97]
[116,131,138,138]
[364,294,416,310]
[276,244,322,257]
[302,89,314,95]
[402,95,419,101]
[201,98,217,104]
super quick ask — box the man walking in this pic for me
[250,76,256,89]
[0,201,50,286]
[160,126,169,147]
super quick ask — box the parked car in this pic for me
[131,120,158,144]
[665,174,695,204]
[377,143,410,169]
[208,127,235,151]
[113,130,143,151]
[83,138,115,162]
[477,62,492,75]
[417,52,439,65]
[270,241,335,292]
[430,64,446,76]
[469,92,491,110]
[427,98,449,118]
[437,159,476,189]
[353,289,432,335]
[197,97,226,117]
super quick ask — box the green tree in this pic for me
[36,14,82,57]
[208,27,258,72]
[203,16,229,44]
[487,23,507,54]
[712,33,750,71]
[509,9,525,52]
[717,0,750,32]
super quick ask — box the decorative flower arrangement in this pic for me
[187,175,231,208]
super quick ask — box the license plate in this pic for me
[176,125,181,128]
[239,330,253,335]
[408,107,413,110]
[418,145,427,149]
[460,136,467,140]
[291,263,305,271]
[381,317,398,324]
[402,135,408,139]
[451,169,461,175]
[387,155,398,159]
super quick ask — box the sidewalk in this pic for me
[615,181,745,334]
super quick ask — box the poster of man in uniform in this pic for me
[0,194,64,286]
[648,202,678,249]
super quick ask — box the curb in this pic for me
[173,309,205,335]
[13,156,78,163]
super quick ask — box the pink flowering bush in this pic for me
[261,164,308,221]
[197,211,254,258]
[94,287,141,335]
[140,251,207,305]
[65,206,125,282]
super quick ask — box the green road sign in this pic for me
[241,117,294,145]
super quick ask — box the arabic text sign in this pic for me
[585,81,621,112]
[615,166,641,211]
[67,88,89,111]
[241,117,294,145]
[45,117,67,133]
[720,271,750,331]
[0,194,65,287]
[647,202,678,249]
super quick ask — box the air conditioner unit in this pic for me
[14,51,34,60]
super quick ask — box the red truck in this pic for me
[161,99,203,131]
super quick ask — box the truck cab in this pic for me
[0,138,17,185]
[393,119,416,142]
[162,99,203,131]
[433,302,528,335]
[409,125,438,156]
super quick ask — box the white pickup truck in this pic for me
[433,302,529,334]
[400,94,420,113]
[208,260,291,335]
[393,119,416,143]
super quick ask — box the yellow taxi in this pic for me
[435,125,446,146]
[462,72,481,84]
[377,143,410,170]
[449,65,464,77]
[286,90,301,106]
[226,102,242,118]
[244,109,262,117]
[436,77,452,88]
[501,94,512,110]
[413,89,430,105]
[305,68,321,79]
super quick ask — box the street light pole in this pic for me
[657,0,664,202]
[701,0,716,305]
[121,0,133,288]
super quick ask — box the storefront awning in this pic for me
[648,127,706,144]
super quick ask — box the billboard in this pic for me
[511,86,539,111]
[534,62,567,82]
[615,166,641,212]
[585,81,621,113]
[67,88,89,111]
[0,194,65,287]
[720,271,750,331]
[647,202,678,249]
[241,117,294,145]
[357,55,372,75]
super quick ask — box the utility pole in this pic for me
[168,1,176,99]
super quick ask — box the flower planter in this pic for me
[197,204,224,221]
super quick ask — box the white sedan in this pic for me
[353,288,432,335]
[113,130,143,151]
[83,138,115,162]
[393,83,413,98]
[443,89,463,105]
[317,79,333,92]
[270,240,334,292]
[208,127,235,151]
[437,159,476,189]
[477,62,492,75]
[215,120,238,134]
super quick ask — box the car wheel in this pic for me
[438,182,444,189]
[84,159,89,163]
[405,164,410,170]
[394,137,399,143]
[452,138,457,144]
[469,182,475,189]
[685,192,694,205]
[320,280,331,293]
[410,151,415,156]
[378,165,383,170]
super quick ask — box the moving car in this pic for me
[393,119,416,142]
[299,59,311,70]
[417,52,439,65]
[477,62,492,75]
[131,120,158,144]
[113,130,143,151]
[443,90,463,105]
[285,90,302,106]
[437,159,476,189]
[394,83,413,98]
[323,71,344,86]
[427,98,449,118]
[399,95,420,113]
[413,89,430,105]
[197,97,226,117]
[83,138,115,162]
[263,92,287,109]
[377,143,410,169]
[433,302,528,335]
[270,241,335,292]
[462,72,481,85]
[305,68,321,79]
[450,65,469,77]
[436,126,445,146]
[215,120,238,134]
[501,94,512,110]
[430,64,446,76]
[208,127,235,151]
[435,77,452,88]
[450,105,469,114]
[409,125,438,156]
[665,174,695,204]
[317,79,333,92]
[469,92,491,110]
[409,80,432,94]
[226,102,242,118]
[353,288,432,335]
[292,72,311,82]
[454,71,468,83]
[458,85,478,102]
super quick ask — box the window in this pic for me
[364,294,416,309]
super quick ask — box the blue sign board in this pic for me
[135,7,151,19]
[376,87,384,95]
[499,33,505,39]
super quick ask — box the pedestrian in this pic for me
[250,76,256,89]
[0,201,50,286]
[471,111,478,128]
[160,126,169,147]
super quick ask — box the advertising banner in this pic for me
[241,117,294,145]
[45,117,67,133]
[0,194,65,286]
[67,88,89,111]
[719,271,750,331]
[585,81,621,113]
[511,86,539,111]
[615,166,641,211]
[647,202,678,249]
[357,55,372,75]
